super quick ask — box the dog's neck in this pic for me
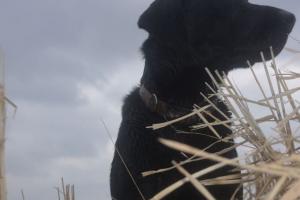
[140,37,217,109]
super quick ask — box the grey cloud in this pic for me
[1,0,148,106]
[0,0,148,66]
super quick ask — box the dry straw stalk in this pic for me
[55,178,75,200]
[0,50,6,200]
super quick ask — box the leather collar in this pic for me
[139,85,168,115]
[139,85,195,121]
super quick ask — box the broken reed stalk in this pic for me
[56,178,75,200]
[145,48,300,200]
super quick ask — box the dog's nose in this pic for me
[278,10,296,33]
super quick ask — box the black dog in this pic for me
[110,0,295,199]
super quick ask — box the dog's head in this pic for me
[138,0,296,71]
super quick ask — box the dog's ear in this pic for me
[138,0,185,41]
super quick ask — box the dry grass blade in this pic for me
[265,176,287,200]
[172,161,216,200]
[222,94,277,110]
[285,47,300,53]
[0,49,6,200]
[193,108,221,138]
[257,87,300,103]
[261,52,281,122]
[147,105,210,130]
[55,187,61,200]
[101,120,146,200]
[281,180,300,200]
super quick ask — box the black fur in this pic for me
[110,0,295,199]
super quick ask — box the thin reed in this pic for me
[0,49,6,200]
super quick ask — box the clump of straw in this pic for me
[145,47,300,200]
[55,178,75,200]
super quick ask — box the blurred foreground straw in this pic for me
[145,48,300,200]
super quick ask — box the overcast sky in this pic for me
[0,0,299,200]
